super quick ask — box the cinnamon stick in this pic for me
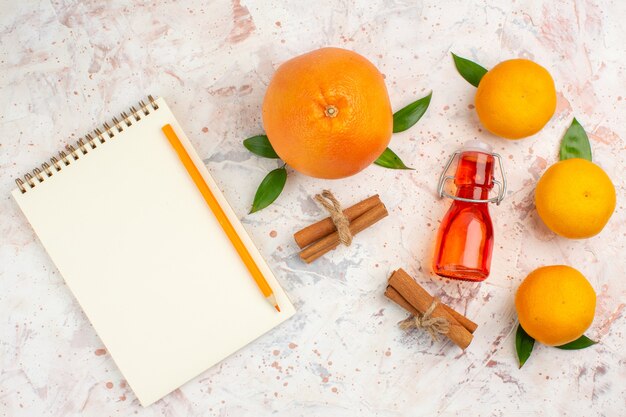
[385,284,477,334]
[294,195,381,249]
[385,285,420,315]
[299,203,388,263]
[388,268,473,349]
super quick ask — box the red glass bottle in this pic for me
[433,141,505,282]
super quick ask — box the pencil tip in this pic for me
[267,294,280,312]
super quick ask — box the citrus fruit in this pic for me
[262,47,393,179]
[515,265,596,346]
[475,59,556,139]
[535,158,616,239]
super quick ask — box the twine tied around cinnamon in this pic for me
[314,190,353,246]
[398,299,450,342]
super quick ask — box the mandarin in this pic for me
[535,158,616,239]
[475,59,556,139]
[516,265,596,346]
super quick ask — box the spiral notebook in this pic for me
[12,96,295,406]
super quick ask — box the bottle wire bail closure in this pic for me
[437,150,507,205]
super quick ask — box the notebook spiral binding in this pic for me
[15,95,159,194]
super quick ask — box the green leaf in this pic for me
[243,135,280,159]
[559,118,592,161]
[555,335,598,350]
[515,324,535,368]
[393,92,433,133]
[451,52,488,88]
[374,147,413,170]
[249,167,287,213]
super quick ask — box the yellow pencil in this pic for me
[161,123,280,312]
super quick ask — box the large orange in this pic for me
[262,47,393,179]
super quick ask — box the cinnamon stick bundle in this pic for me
[386,268,477,349]
[294,194,388,263]
[294,195,382,248]
[385,286,478,334]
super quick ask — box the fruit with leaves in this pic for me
[452,53,556,139]
[535,118,616,239]
[515,265,596,347]
[244,48,433,213]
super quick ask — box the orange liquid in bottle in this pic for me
[433,150,495,281]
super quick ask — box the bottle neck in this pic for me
[456,185,490,202]
[452,150,495,203]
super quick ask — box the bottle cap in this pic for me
[460,140,493,154]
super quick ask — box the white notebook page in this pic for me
[12,97,295,406]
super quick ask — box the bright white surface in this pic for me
[1,1,624,416]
